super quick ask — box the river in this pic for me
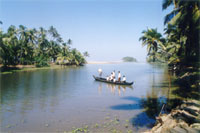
[1,63,174,132]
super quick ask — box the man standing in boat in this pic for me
[98,68,102,77]
[113,70,116,79]
[118,71,121,82]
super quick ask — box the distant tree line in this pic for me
[0,25,89,67]
[122,56,137,62]
[139,0,199,67]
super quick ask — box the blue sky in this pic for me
[0,0,169,62]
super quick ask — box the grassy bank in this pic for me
[0,64,77,74]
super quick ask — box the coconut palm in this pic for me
[47,41,61,62]
[1,25,20,65]
[67,39,72,45]
[162,0,200,64]
[37,27,49,54]
[0,25,86,67]
[71,48,86,65]
[139,28,166,62]
[48,26,63,43]
[18,25,29,64]
[83,51,89,57]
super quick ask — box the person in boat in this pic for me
[122,75,126,83]
[106,75,109,81]
[110,72,114,81]
[118,71,121,82]
[113,70,116,79]
[98,68,102,77]
[113,78,116,82]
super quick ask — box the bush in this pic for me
[35,55,49,67]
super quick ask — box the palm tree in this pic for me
[2,25,20,65]
[83,51,89,57]
[162,0,200,64]
[0,25,86,67]
[67,39,72,45]
[48,26,63,43]
[163,24,185,64]
[61,42,69,56]
[139,28,166,62]
[37,27,49,54]
[18,25,28,64]
[47,41,61,62]
[71,48,85,65]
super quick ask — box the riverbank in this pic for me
[146,100,200,133]
[0,61,124,74]
[146,67,200,133]
[0,64,75,74]
[87,61,123,64]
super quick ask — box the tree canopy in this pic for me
[139,0,200,66]
[0,25,87,67]
[122,56,137,62]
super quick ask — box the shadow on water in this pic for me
[109,95,183,129]
[109,96,164,128]
[108,65,187,129]
[110,96,140,110]
[130,97,182,128]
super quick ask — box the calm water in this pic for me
[1,63,172,132]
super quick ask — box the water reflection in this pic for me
[131,66,183,128]
[0,68,81,130]
[1,63,182,132]
[97,83,133,96]
[108,64,180,129]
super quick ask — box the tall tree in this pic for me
[163,0,200,64]
[139,28,166,62]
[83,51,89,57]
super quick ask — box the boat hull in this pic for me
[93,75,133,85]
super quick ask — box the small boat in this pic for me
[93,75,133,85]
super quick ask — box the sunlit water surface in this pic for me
[1,63,173,132]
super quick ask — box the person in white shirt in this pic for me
[113,78,116,82]
[106,75,109,81]
[110,72,113,81]
[112,70,115,79]
[98,68,102,77]
[122,75,126,83]
[118,71,121,82]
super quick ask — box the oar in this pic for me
[159,104,165,116]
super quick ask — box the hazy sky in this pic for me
[0,0,169,62]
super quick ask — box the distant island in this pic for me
[122,56,137,62]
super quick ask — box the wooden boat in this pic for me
[93,75,133,85]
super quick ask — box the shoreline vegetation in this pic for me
[140,0,200,132]
[0,25,88,69]
[0,61,128,74]
[87,61,123,64]
[122,56,137,62]
[0,61,121,74]
[0,64,68,74]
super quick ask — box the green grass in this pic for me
[0,65,73,74]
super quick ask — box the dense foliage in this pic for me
[0,25,87,67]
[140,0,200,66]
[122,56,137,62]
